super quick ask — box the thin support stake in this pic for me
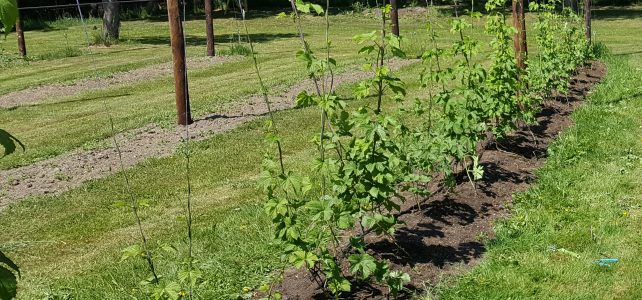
[73,0,159,283]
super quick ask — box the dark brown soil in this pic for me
[276,61,607,300]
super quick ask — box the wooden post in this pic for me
[512,0,524,71]
[205,0,215,56]
[390,0,400,36]
[584,0,591,44]
[16,2,27,57]
[519,0,527,59]
[167,0,193,125]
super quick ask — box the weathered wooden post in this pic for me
[205,0,215,56]
[167,0,193,125]
[16,1,27,57]
[390,0,400,36]
[584,0,591,44]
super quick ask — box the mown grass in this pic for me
[1,6,640,300]
[432,49,642,300]
[0,10,480,170]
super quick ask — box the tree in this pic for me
[102,0,120,43]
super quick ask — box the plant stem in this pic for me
[237,0,285,175]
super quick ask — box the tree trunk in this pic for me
[102,0,120,43]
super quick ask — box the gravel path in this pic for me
[0,56,241,109]
[0,58,419,208]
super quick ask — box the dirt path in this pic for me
[0,58,418,208]
[0,56,241,109]
[277,61,607,299]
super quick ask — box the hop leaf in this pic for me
[120,244,144,262]
[348,253,377,279]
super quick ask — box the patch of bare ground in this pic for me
[0,58,418,208]
[0,55,242,109]
[275,61,606,299]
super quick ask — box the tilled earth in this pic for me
[276,61,607,299]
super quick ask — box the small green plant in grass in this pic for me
[33,34,83,60]
[219,43,253,56]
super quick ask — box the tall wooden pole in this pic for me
[205,0,215,56]
[584,0,591,44]
[167,0,193,125]
[390,0,400,36]
[16,2,27,57]
[512,0,525,71]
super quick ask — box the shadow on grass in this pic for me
[592,7,642,20]
[125,33,297,46]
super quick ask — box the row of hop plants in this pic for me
[112,0,594,298]
[259,0,593,298]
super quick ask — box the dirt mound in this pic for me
[275,61,607,299]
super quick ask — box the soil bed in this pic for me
[276,60,607,299]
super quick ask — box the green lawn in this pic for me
[433,6,642,300]
[1,6,641,300]
[0,11,465,170]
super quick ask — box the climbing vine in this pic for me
[263,0,592,297]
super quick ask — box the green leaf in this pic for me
[0,129,24,157]
[296,91,316,108]
[353,31,377,44]
[295,0,310,13]
[111,200,129,208]
[0,266,18,300]
[0,251,19,277]
[289,250,318,269]
[153,281,181,300]
[179,268,203,287]
[0,0,17,34]
[348,253,377,279]
[327,276,351,293]
[0,251,19,300]
[120,244,144,262]
[310,3,324,15]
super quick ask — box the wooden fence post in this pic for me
[390,0,400,36]
[512,0,525,71]
[167,0,193,125]
[205,0,215,56]
[584,0,591,44]
[16,1,27,57]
